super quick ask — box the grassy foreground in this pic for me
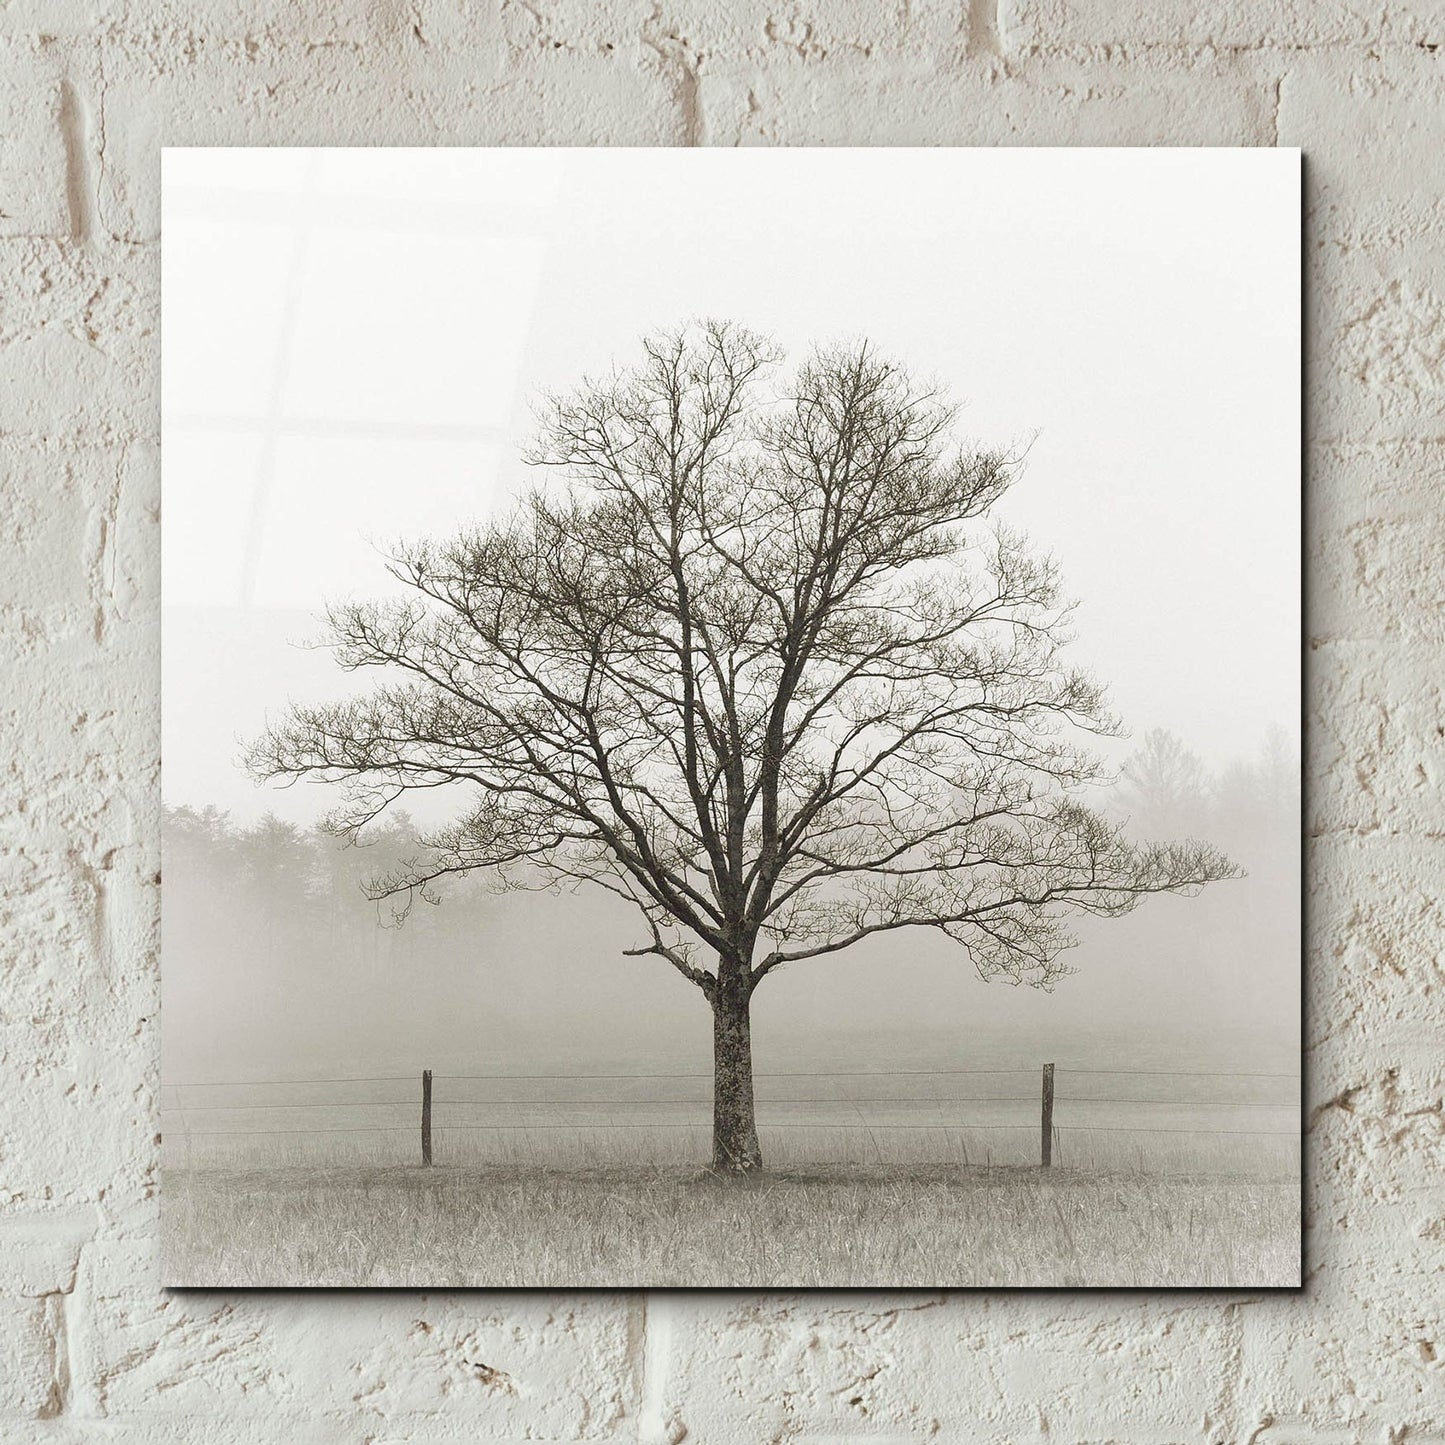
[165,1163,1299,1288]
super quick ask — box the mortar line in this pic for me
[46,1289,70,1418]
[58,76,95,244]
[967,0,1002,56]
[623,1292,647,1436]
[638,1290,675,1444]
[61,1242,88,1416]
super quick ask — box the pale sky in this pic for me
[161,147,1299,821]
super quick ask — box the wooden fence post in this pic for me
[422,1068,433,1167]
[1041,1062,1055,1167]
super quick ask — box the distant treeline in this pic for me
[165,725,1297,973]
[162,806,497,978]
[163,727,1299,1083]
[1110,725,1298,856]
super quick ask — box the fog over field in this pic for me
[162,745,1298,1088]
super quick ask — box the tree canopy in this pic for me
[249,321,1236,1001]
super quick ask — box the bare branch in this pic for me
[247,321,1236,995]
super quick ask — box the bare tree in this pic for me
[248,322,1236,1173]
[1116,728,1209,840]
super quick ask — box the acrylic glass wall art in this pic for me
[161,147,1302,1287]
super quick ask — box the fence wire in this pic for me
[163,1063,1301,1150]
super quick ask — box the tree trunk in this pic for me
[711,985,762,1173]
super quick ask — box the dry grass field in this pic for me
[163,1030,1300,1287]
[165,1160,1299,1288]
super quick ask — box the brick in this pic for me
[1310,443,1445,644]
[1240,1243,1445,1438]
[1304,857,1444,1106]
[0,1296,63,1417]
[0,1214,89,1296]
[72,1239,638,1435]
[1309,640,1445,839]
[117,0,421,44]
[0,0,118,38]
[1006,0,1440,50]
[1309,240,1445,442]
[498,0,965,64]
[1281,56,1445,246]
[0,1425,402,1444]
[702,50,1276,145]
[0,441,102,644]
[1283,57,1445,443]
[657,1292,1239,1442]
[0,240,155,438]
[0,40,72,236]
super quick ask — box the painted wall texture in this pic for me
[0,0,1435,1438]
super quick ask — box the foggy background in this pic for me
[161,148,1299,1086]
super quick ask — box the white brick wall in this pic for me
[0,2,1433,1437]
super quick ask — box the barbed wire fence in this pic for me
[160,1064,1300,1171]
